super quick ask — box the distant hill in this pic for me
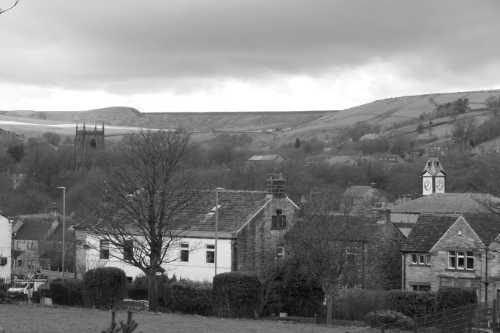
[1,88,500,149]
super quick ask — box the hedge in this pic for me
[213,272,262,318]
[261,259,323,317]
[49,279,85,306]
[335,289,389,321]
[161,280,212,315]
[436,287,477,310]
[83,267,127,309]
[365,310,415,330]
[386,290,437,317]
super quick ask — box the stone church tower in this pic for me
[74,123,105,168]
[422,157,446,196]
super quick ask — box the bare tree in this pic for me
[286,215,362,325]
[88,130,195,311]
[0,0,20,15]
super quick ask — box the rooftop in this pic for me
[402,213,500,252]
[389,193,499,214]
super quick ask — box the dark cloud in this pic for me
[1,0,500,92]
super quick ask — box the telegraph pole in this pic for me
[57,186,66,279]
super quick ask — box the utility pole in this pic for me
[57,186,66,279]
[214,187,224,276]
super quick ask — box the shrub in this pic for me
[83,267,127,309]
[437,287,477,310]
[335,289,389,321]
[364,310,415,330]
[261,259,323,317]
[213,272,262,318]
[49,279,84,306]
[386,290,436,317]
[161,280,212,316]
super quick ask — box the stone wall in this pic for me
[235,196,298,276]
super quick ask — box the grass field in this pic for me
[0,304,370,333]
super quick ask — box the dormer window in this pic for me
[271,209,287,230]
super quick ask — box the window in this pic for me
[17,259,22,267]
[271,209,287,230]
[276,246,285,260]
[410,253,430,266]
[411,284,431,292]
[206,244,215,264]
[180,243,189,262]
[0,257,7,266]
[99,240,110,260]
[466,251,474,270]
[123,240,134,261]
[448,250,474,270]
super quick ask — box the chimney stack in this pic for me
[266,173,286,198]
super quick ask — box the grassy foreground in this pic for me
[0,304,370,333]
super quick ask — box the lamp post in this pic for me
[214,187,224,276]
[56,186,66,279]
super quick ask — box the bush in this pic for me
[83,267,127,309]
[49,279,84,306]
[386,290,436,317]
[364,310,415,330]
[213,272,262,318]
[162,280,212,316]
[437,287,477,310]
[261,259,323,317]
[335,289,389,321]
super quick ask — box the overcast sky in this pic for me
[1,0,500,112]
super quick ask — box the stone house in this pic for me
[12,213,75,276]
[388,158,500,236]
[75,176,300,282]
[0,214,12,282]
[401,213,500,303]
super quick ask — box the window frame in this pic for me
[99,240,110,260]
[410,253,430,266]
[206,244,215,264]
[180,243,189,262]
[271,209,287,230]
[123,239,134,261]
[448,250,474,271]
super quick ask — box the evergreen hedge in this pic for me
[83,267,127,309]
[213,272,262,318]
[49,278,85,306]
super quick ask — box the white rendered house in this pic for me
[75,180,299,282]
[0,215,12,282]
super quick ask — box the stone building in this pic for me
[74,123,105,168]
[12,213,75,276]
[402,213,500,303]
[388,158,500,236]
[75,175,300,281]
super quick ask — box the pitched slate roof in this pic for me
[389,193,498,214]
[462,213,500,246]
[401,214,458,252]
[171,190,272,234]
[14,214,59,240]
[14,213,75,241]
[402,213,500,252]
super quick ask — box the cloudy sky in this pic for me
[1,0,500,112]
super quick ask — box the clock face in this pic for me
[435,177,445,192]
[423,178,432,193]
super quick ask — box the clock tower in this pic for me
[422,158,446,196]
